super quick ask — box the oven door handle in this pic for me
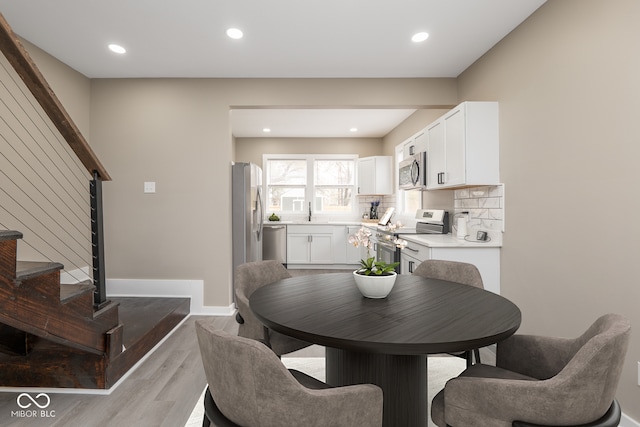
[377,240,396,249]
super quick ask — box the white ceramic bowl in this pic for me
[352,270,397,299]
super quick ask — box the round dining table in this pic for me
[250,273,521,427]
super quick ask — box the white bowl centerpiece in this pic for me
[348,225,408,299]
[353,257,399,298]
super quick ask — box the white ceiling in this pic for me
[231,108,418,138]
[0,0,546,137]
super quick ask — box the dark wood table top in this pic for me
[250,273,521,355]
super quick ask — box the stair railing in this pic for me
[0,13,111,307]
[90,172,108,307]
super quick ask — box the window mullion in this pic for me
[307,158,314,212]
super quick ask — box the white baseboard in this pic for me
[106,278,235,316]
[621,413,640,427]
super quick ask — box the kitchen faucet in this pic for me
[308,202,312,222]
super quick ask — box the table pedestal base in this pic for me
[326,348,427,427]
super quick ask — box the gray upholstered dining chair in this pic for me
[235,260,311,356]
[413,259,484,365]
[431,313,630,427]
[195,320,384,427]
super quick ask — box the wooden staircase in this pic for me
[0,230,189,389]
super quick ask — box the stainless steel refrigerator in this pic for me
[232,163,264,290]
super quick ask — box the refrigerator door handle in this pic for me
[256,186,264,241]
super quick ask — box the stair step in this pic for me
[0,297,189,389]
[0,230,23,242]
[60,281,95,303]
[16,260,63,281]
[94,300,120,319]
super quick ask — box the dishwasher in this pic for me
[263,224,287,266]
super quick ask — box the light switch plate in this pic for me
[144,182,156,193]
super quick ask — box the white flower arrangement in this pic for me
[348,222,409,252]
[348,223,409,276]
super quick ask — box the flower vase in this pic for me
[353,271,397,298]
[370,206,378,220]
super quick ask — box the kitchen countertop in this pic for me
[263,220,501,248]
[400,233,502,248]
[264,220,363,226]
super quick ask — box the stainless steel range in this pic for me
[375,209,450,273]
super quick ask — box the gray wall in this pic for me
[457,0,640,417]
[87,78,457,307]
[235,137,384,167]
[22,39,91,137]
[15,0,640,417]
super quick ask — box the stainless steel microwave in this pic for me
[398,152,426,190]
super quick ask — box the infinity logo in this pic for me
[16,393,50,409]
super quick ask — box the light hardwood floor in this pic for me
[0,315,238,427]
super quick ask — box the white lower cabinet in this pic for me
[287,225,334,264]
[346,226,364,264]
[400,242,431,274]
[287,224,363,266]
[400,240,501,294]
[400,252,421,274]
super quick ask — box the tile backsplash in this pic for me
[358,196,396,221]
[357,185,504,243]
[454,185,504,242]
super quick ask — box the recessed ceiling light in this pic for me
[108,44,126,54]
[350,128,358,132]
[411,32,429,43]
[226,28,244,39]
[263,128,271,133]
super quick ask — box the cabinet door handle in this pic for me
[409,261,415,273]
[437,172,445,185]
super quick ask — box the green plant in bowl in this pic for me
[356,257,399,276]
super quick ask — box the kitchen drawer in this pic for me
[287,225,334,234]
[402,241,430,262]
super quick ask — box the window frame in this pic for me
[263,154,358,217]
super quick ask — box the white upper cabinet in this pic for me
[357,156,393,195]
[426,102,499,190]
[426,120,445,190]
[402,129,427,158]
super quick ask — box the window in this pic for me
[314,159,355,213]
[266,159,307,212]
[264,155,357,215]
